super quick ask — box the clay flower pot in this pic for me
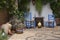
[16,28,23,34]
[16,23,25,34]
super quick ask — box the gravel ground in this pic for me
[8,26,60,40]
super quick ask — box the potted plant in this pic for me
[0,29,8,40]
[16,22,25,34]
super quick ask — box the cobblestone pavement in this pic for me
[8,26,60,40]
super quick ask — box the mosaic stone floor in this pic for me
[8,26,60,40]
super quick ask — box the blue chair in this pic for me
[30,21,36,28]
[48,14,55,28]
[25,20,36,28]
[48,21,54,28]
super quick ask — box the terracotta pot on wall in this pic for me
[0,9,9,26]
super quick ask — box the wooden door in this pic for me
[0,9,9,26]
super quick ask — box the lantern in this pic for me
[38,22,41,28]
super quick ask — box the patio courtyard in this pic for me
[8,26,60,40]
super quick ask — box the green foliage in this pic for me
[50,0,60,18]
[17,0,30,21]
[17,11,24,21]
[35,0,60,18]
[35,0,42,13]
[18,0,30,12]
[0,0,8,9]
[0,30,8,40]
[0,0,29,22]
[0,0,60,18]
[41,0,55,5]
[35,0,55,14]
[0,0,16,15]
[8,0,16,15]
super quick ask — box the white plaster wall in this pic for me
[28,2,53,21]
[41,3,53,21]
[26,1,39,21]
[41,3,56,26]
[26,2,56,26]
[29,1,39,18]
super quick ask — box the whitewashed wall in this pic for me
[41,3,53,21]
[26,1,39,21]
[41,3,56,26]
[26,1,56,26]
[27,2,53,21]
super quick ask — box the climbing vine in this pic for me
[0,0,8,9]
[50,0,60,18]
[35,0,56,14]
[35,0,60,18]
[35,0,42,14]
[0,0,60,18]
[18,0,30,12]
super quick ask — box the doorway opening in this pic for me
[35,17,44,27]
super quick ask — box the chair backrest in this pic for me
[48,14,55,21]
[25,20,36,28]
